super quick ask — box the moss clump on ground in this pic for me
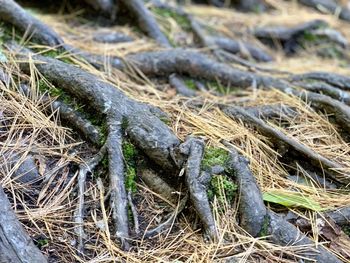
[207,174,237,205]
[202,147,229,170]
[122,141,138,192]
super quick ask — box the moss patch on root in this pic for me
[41,49,73,64]
[122,141,138,192]
[258,214,270,237]
[202,147,229,170]
[207,174,237,206]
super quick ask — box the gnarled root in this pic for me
[224,142,341,263]
[179,137,217,240]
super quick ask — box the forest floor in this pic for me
[2,0,350,262]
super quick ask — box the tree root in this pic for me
[294,81,350,105]
[119,0,171,47]
[83,0,117,20]
[139,167,180,205]
[0,186,47,263]
[222,106,349,184]
[106,120,130,250]
[299,0,350,22]
[74,145,106,253]
[254,19,327,54]
[291,72,350,91]
[243,104,298,119]
[144,194,188,238]
[179,137,217,240]
[19,83,102,145]
[224,142,341,263]
[208,36,273,62]
[169,73,197,97]
[0,0,63,46]
[93,32,133,44]
[8,44,190,249]
[127,191,140,235]
[294,206,350,230]
[224,142,267,237]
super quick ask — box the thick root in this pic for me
[0,186,47,263]
[225,142,342,263]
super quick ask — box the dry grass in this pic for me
[1,0,350,262]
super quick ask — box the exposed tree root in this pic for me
[180,137,217,240]
[127,191,140,235]
[106,121,130,250]
[299,0,350,22]
[139,167,180,205]
[224,142,267,237]
[144,194,188,238]
[93,32,133,44]
[294,81,350,105]
[243,104,298,119]
[224,142,342,263]
[0,186,47,263]
[83,0,116,20]
[2,1,350,261]
[74,145,106,253]
[0,0,63,46]
[120,0,171,47]
[169,73,197,97]
[223,106,349,184]
[254,19,327,53]
[19,83,102,145]
[291,72,350,91]
[209,36,273,62]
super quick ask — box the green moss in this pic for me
[160,116,171,125]
[342,225,350,236]
[184,79,196,90]
[122,141,138,192]
[35,238,49,249]
[98,121,108,145]
[123,141,137,161]
[202,147,229,170]
[152,7,191,31]
[41,49,73,64]
[125,166,137,192]
[258,215,270,237]
[207,174,237,205]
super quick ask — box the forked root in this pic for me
[179,137,217,241]
[224,142,341,263]
[74,145,107,253]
